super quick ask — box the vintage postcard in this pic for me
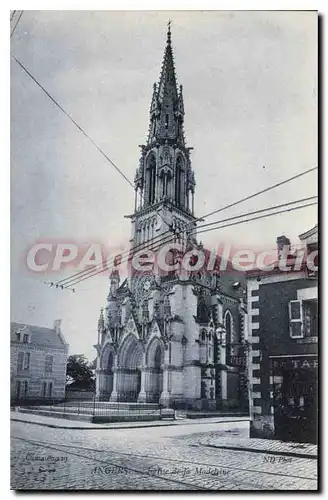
[10,9,318,491]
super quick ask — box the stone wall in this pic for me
[11,343,68,401]
[247,274,318,439]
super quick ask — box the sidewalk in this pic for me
[197,435,317,459]
[10,410,250,430]
[11,411,316,459]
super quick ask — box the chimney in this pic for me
[276,235,291,259]
[53,319,62,333]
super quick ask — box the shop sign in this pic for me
[230,355,246,367]
[271,357,318,370]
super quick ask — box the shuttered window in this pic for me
[17,352,24,371]
[289,300,304,338]
[23,353,30,370]
[16,380,21,398]
[23,381,28,397]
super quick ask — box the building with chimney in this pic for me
[11,320,69,402]
[94,26,249,410]
[246,225,318,443]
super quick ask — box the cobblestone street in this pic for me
[11,419,318,491]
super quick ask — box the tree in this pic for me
[66,354,95,390]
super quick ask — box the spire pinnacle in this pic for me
[156,23,178,104]
[167,19,172,44]
[98,307,105,333]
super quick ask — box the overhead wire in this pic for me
[52,167,318,289]
[60,197,317,291]
[195,196,317,232]
[11,10,23,37]
[61,230,178,290]
[197,201,317,236]
[49,230,176,289]
[12,54,173,234]
[193,166,317,225]
[11,46,318,291]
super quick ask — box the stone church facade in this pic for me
[94,27,249,410]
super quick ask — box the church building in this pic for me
[94,26,249,410]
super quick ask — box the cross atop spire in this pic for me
[157,21,178,103]
[167,19,172,42]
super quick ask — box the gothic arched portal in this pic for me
[146,337,164,402]
[117,334,143,401]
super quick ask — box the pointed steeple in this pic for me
[157,23,178,103]
[130,22,196,229]
[97,307,105,337]
[150,83,159,115]
[147,23,185,145]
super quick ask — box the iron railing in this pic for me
[10,395,175,421]
[11,395,248,420]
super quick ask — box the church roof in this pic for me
[11,322,68,349]
[215,272,246,299]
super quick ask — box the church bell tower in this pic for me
[129,24,197,251]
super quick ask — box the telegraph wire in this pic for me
[62,200,317,291]
[197,202,317,236]
[51,225,178,287]
[50,165,318,289]
[12,55,173,234]
[13,55,134,188]
[11,11,23,38]
[10,10,16,22]
[179,166,317,263]
[57,197,317,291]
[12,55,318,289]
[50,193,318,289]
[192,166,317,226]
[195,196,318,232]
[61,230,177,290]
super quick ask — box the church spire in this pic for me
[131,22,196,226]
[147,23,185,146]
[157,22,178,104]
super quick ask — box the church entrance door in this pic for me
[146,338,164,403]
[118,334,143,402]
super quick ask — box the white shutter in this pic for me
[23,353,30,370]
[289,300,304,338]
[17,352,24,371]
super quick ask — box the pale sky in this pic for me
[11,10,317,361]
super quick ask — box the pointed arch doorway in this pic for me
[146,337,164,402]
[118,334,144,402]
